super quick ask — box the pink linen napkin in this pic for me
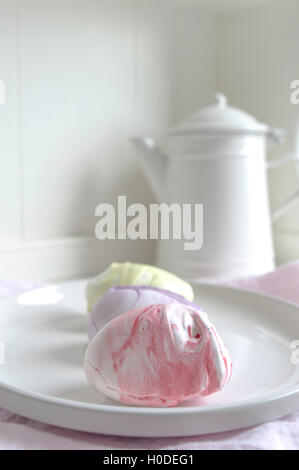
[1,262,299,450]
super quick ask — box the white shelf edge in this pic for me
[0,236,154,282]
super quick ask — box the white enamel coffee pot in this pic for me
[132,94,299,280]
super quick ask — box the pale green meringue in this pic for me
[86,262,194,312]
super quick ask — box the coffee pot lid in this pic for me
[169,94,270,137]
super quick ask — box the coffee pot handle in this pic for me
[267,154,299,222]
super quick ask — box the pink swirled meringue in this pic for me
[87,285,199,340]
[84,303,232,407]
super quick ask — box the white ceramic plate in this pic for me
[0,280,299,437]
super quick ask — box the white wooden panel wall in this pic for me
[0,0,20,243]
[19,0,137,240]
[0,0,215,278]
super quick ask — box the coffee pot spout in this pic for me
[131,137,167,200]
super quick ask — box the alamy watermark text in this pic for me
[95,196,203,251]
